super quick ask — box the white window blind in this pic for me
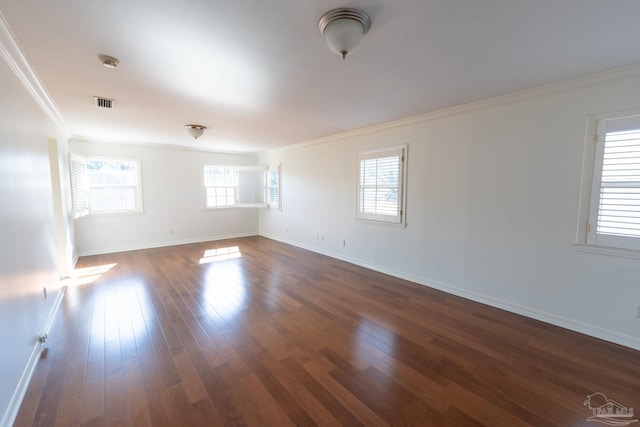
[588,114,640,251]
[70,155,89,217]
[357,145,406,224]
[237,168,266,206]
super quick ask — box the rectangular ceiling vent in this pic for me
[94,96,115,109]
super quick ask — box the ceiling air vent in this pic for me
[94,96,115,109]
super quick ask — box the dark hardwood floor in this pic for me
[14,236,640,426]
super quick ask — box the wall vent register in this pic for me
[94,96,115,109]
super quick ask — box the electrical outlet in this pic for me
[342,240,346,247]
[634,303,640,318]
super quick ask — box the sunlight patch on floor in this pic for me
[70,263,117,287]
[199,246,242,264]
[202,257,247,319]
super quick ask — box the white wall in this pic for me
[259,66,640,350]
[0,51,63,425]
[70,140,260,256]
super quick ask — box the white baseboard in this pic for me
[260,233,640,352]
[0,342,43,427]
[77,232,258,257]
[0,286,66,427]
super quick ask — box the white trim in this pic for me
[575,117,599,245]
[0,286,66,427]
[577,109,640,252]
[355,218,407,228]
[0,343,42,427]
[261,233,640,352]
[71,135,258,156]
[77,232,258,257]
[574,243,640,260]
[200,207,243,212]
[42,286,66,339]
[0,11,66,130]
[262,62,640,156]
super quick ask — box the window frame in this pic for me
[577,109,640,255]
[202,164,280,210]
[202,165,237,209]
[70,155,143,217]
[356,144,407,226]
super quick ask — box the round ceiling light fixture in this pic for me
[185,124,207,140]
[98,54,120,68]
[319,8,371,59]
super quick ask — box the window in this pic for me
[357,145,407,224]
[579,111,640,252]
[267,165,281,209]
[204,166,236,207]
[203,165,280,209]
[70,156,143,217]
[70,155,89,217]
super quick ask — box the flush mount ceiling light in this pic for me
[185,124,207,140]
[98,54,120,68]
[319,8,371,59]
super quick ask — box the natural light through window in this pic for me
[203,165,281,209]
[70,155,143,217]
[357,145,407,225]
[204,166,236,208]
[199,246,242,264]
[579,111,640,253]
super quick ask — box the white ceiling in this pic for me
[2,0,640,152]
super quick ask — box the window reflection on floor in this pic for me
[355,318,396,380]
[199,246,241,264]
[201,248,247,321]
[71,263,117,287]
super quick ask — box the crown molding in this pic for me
[263,61,640,155]
[0,10,66,130]
[70,135,259,157]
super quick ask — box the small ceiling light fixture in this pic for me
[185,124,207,140]
[98,54,120,68]
[319,8,371,59]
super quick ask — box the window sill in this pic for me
[201,207,241,211]
[574,243,640,260]
[76,210,144,218]
[356,218,407,228]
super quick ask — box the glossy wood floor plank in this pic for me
[15,236,640,426]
